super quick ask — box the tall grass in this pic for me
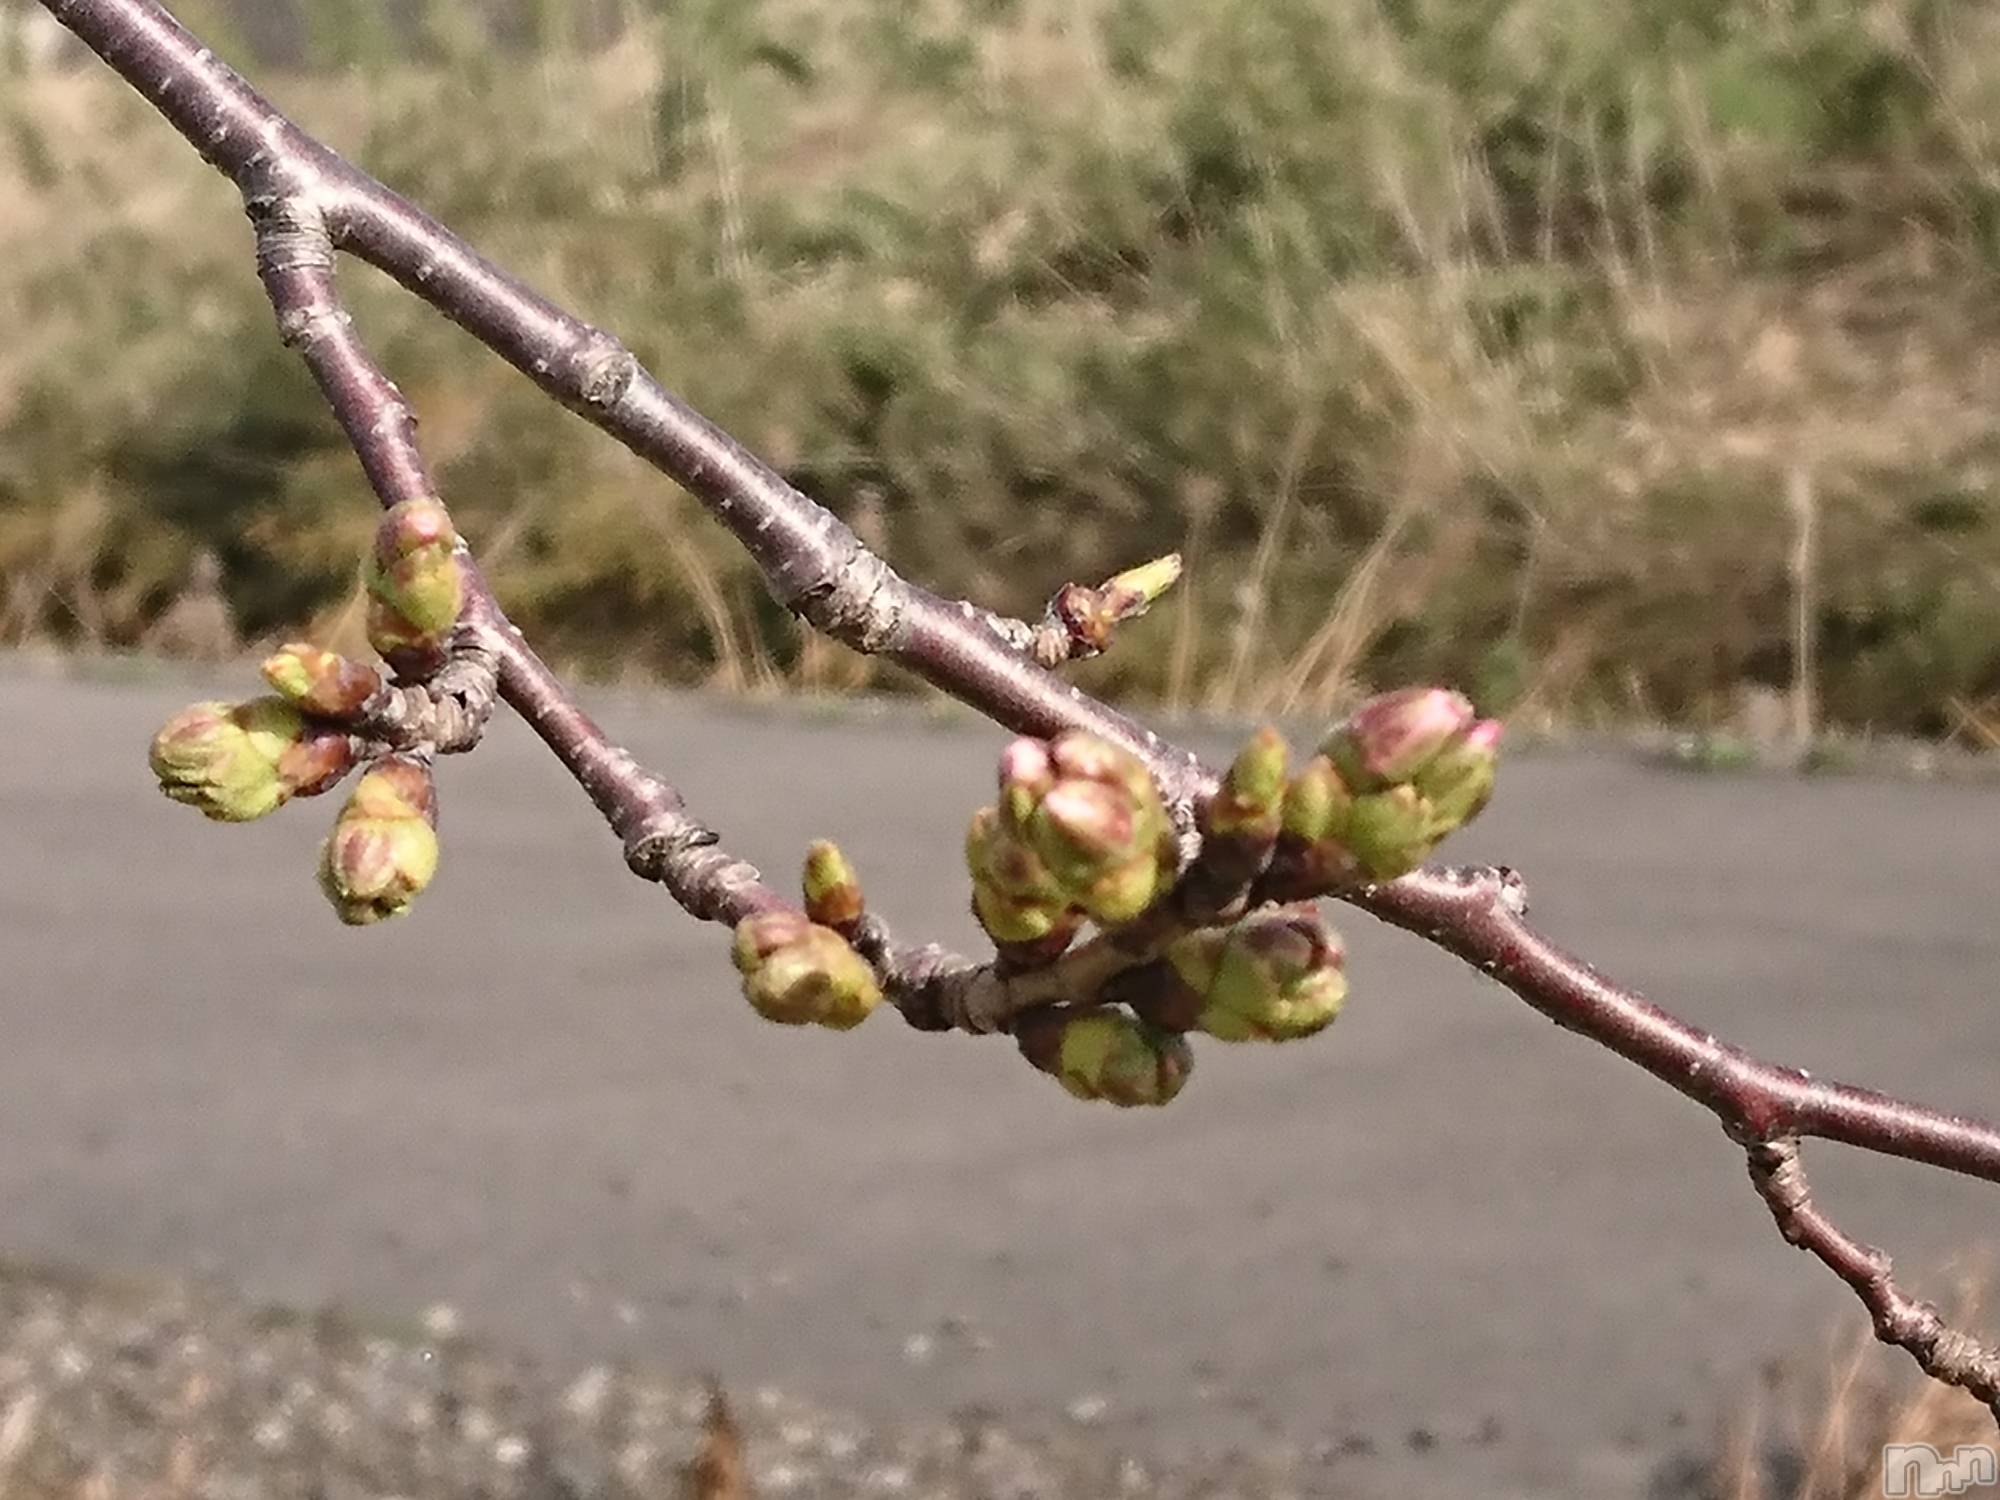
[3,0,1999,733]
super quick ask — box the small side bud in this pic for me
[318,755,440,925]
[1098,553,1183,616]
[801,841,864,931]
[1016,1008,1192,1107]
[1051,553,1183,657]
[731,910,882,1030]
[1205,727,1288,841]
[366,498,465,640]
[1280,756,1349,844]
[262,642,383,720]
[150,697,336,822]
[1165,904,1347,1042]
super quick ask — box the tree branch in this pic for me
[39,0,2000,1417]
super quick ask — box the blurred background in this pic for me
[4,0,2000,740]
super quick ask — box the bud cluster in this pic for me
[1282,688,1501,885]
[966,732,1177,950]
[146,497,475,928]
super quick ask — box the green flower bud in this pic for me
[318,755,440,925]
[731,910,882,1029]
[1342,783,1434,880]
[1014,733,1174,926]
[150,697,347,822]
[1413,717,1502,837]
[366,498,465,640]
[967,806,1073,944]
[1205,727,1289,841]
[1280,755,1350,844]
[1166,904,1346,1042]
[802,841,864,931]
[1323,687,1475,793]
[1017,1008,1192,1107]
[261,642,383,720]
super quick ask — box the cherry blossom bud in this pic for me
[318,755,439,925]
[801,841,864,931]
[731,910,882,1029]
[1016,1007,1192,1107]
[261,642,382,720]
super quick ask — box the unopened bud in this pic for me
[1016,733,1175,926]
[1413,717,1502,835]
[1340,783,1433,880]
[1016,1007,1192,1107]
[802,841,864,931]
[1323,687,1475,793]
[1280,755,1350,844]
[967,806,1073,944]
[1281,691,1504,883]
[261,642,383,720]
[150,697,347,822]
[318,755,440,925]
[1051,553,1183,657]
[1205,727,1288,841]
[367,498,465,640]
[731,910,882,1029]
[1166,904,1346,1042]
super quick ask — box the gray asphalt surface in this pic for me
[4,660,1998,1498]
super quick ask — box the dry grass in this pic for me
[4,0,2000,731]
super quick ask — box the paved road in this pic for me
[4,661,1998,1497]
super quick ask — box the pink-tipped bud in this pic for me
[1323,687,1475,792]
[993,732,1174,927]
[367,498,465,642]
[261,642,383,720]
[731,910,882,1029]
[318,755,440,926]
[1413,717,1502,835]
[150,697,339,822]
[997,738,1056,830]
